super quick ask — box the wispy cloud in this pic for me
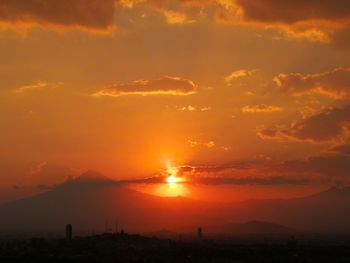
[241,104,283,113]
[14,80,62,93]
[179,105,211,112]
[93,76,197,97]
[225,69,257,86]
[188,140,215,148]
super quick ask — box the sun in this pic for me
[166,175,178,184]
[164,163,180,185]
[140,160,187,197]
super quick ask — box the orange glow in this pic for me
[1,0,344,206]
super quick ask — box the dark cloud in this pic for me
[177,163,256,174]
[125,174,309,186]
[236,0,350,24]
[94,76,197,97]
[274,68,350,99]
[282,154,350,178]
[124,163,310,186]
[193,176,309,186]
[0,0,116,32]
[234,0,350,45]
[258,104,350,143]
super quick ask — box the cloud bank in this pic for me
[0,0,116,33]
[258,104,350,143]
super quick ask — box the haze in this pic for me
[1,0,350,206]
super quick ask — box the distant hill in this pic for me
[223,186,350,233]
[218,220,295,235]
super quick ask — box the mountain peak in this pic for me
[75,170,113,183]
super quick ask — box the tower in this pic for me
[66,224,73,242]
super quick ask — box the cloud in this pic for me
[188,139,215,148]
[120,0,195,24]
[258,104,350,143]
[244,91,255,96]
[3,0,349,46]
[26,162,78,185]
[231,0,350,44]
[124,150,350,186]
[274,68,350,99]
[180,105,196,111]
[162,9,188,24]
[152,1,350,46]
[200,107,211,111]
[93,76,197,97]
[282,153,350,178]
[14,80,62,93]
[194,176,309,185]
[0,0,116,33]
[127,174,309,186]
[188,153,350,181]
[225,69,256,86]
[235,0,350,24]
[179,105,211,112]
[143,0,349,46]
[124,164,310,186]
[241,104,283,113]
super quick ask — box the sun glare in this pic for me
[165,164,180,185]
[166,175,178,184]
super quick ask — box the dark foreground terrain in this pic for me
[1,232,350,263]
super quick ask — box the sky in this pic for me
[1,0,350,203]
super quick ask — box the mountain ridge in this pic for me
[0,175,349,235]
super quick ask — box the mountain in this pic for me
[72,170,115,184]
[223,186,350,233]
[0,172,213,236]
[0,173,350,236]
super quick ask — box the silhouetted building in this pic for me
[66,224,72,242]
[197,227,203,239]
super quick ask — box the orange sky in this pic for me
[1,0,350,202]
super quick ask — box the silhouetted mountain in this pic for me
[224,186,350,233]
[72,170,115,184]
[0,178,350,236]
[218,220,295,235]
[0,173,211,236]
